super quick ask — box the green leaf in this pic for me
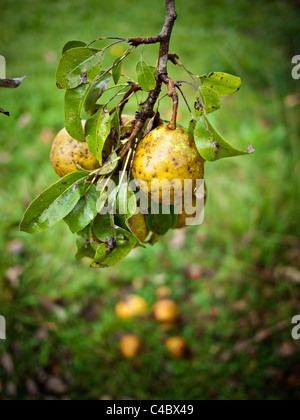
[146,205,175,236]
[64,83,92,141]
[136,61,156,92]
[91,217,137,268]
[194,116,254,161]
[98,153,119,175]
[110,109,120,144]
[20,171,89,234]
[64,183,99,233]
[195,87,220,116]
[75,226,95,260]
[114,187,143,245]
[62,40,87,55]
[93,214,114,241]
[149,66,157,79]
[85,108,111,165]
[112,56,122,84]
[56,47,104,90]
[188,119,196,138]
[93,244,109,266]
[199,72,241,96]
[116,184,137,222]
[84,72,111,113]
[96,177,117,214]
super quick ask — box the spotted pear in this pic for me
[132,125,204,204]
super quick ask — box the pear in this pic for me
[127,212,149,243]
[153,299,179,324]
[132,125,204,204]
[165,337,187,359]
[115,295,147,319]
[50,121,112,178]
[175,185,207,229]
[119,334,142,359]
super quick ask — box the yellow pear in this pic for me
[119,334,142,359]
[127,212,149,243]
[50,121,112,178]
[165,337,187,359]
[132,125,204,204]
[153,299,179,324]
[115,295,147,319]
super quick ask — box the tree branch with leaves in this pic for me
[20,0,254,269]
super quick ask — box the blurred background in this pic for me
[0,0,300,400]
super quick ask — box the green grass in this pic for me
[0,0,300,400]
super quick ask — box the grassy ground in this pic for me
[0,0,300,400]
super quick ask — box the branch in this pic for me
[0,107,10,116]
[109,83,141,116]
[119,0,177,159]
[0,76,26,88]
[161,75,179,129]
